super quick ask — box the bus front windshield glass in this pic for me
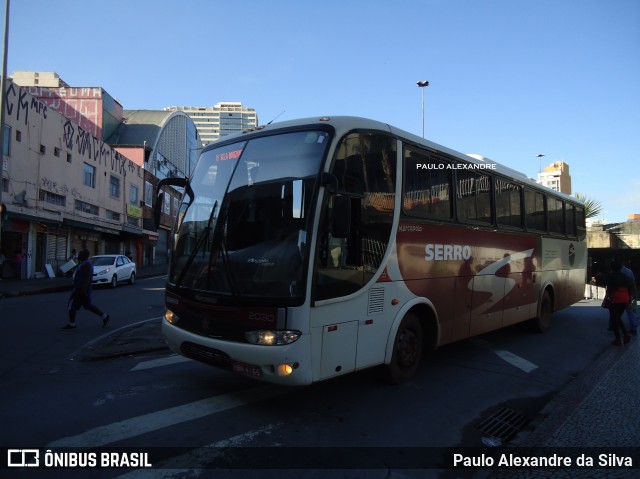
[169,130,330,299]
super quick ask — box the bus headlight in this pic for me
[245,330,301,346]
[164,309,180,325]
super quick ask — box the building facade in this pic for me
[109,110,200,267]
[11,70,123,141]
[1,80,144,279]
[537,161,572,195]
[164,102,258,146]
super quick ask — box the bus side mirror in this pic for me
[321,172,339,194]
[154,177,188,228]
[332,196,351,238]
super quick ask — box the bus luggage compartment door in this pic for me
[318,321,358,380]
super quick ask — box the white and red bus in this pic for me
[156,116,587,385]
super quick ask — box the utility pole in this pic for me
[0,0,11,255]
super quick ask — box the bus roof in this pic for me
[207,115,581,205]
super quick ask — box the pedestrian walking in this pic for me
[61,249,110,331]
[605,260,632,346]
[621,259,638,334]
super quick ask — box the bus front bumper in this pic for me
[162,320,313,386]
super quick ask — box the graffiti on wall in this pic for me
[5,82,141,180]
[4,82,48,126]
[25,86,103,138]
[40,176,82,199]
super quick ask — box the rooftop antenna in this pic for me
[267,110,286,125]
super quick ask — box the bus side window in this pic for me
[525,189,547,232]
[456,169,493,224]
[315,132,396,301]
[495,179,522,229]
[402,148,453,220]
[548,197,565,235]
[566,203,577,238]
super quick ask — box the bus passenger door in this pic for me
[311,131,397,381]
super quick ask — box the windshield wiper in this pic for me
[210,220,239,295]
[175,200,218,289]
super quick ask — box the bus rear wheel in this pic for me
[532,290,553,333]
[386,313,423,384]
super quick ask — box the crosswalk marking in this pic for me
[115,423,282,479]
[470,338,539,373]
[48,385,290,448]
[130,355,191,371]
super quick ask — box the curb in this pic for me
[71,319,168,361]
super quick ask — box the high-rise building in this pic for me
[537,161,572,195]
[164,102,258,146]
[11,70,69,88]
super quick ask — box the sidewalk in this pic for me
[0,263,169,299]
[486,309,640,478]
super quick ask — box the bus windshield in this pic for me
[168,130,330,299]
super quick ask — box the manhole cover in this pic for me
[477,407,530,443]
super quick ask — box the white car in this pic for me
[90,254,136,288]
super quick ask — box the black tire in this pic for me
[128,272,135,285]
[110,274,118,288]
[386,313,423,384]
[532,290,553,333]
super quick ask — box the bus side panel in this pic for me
[397,223,539,340]
[449,275,473,343]
[503,271,537,327]
[540,237,588,310]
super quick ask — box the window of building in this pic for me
[67,152,72,163]
[105,209,121,221]
[75,199,99,215]
[39,189,66,207]
[15,129,21,143]
[54,147,61,157]
[40,144,46,155]
[495,179,522,228]
[83,163,96,188]
[130,184,138,205]
[3,125,11,156]
[145,181,153,206]
[163,192,171,215]
[403,147,453,220]
[127,215,139,227]
[110,175,121,198]
[456,169,492,224]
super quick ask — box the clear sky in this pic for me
[6,0,640,223]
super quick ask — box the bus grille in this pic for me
[181,342,233,370]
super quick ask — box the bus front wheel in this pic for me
[386,313,423,384]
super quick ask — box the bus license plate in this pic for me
[233,362,262,378]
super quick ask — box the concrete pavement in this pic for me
[0,263,169,298]
[2,275,638,476]
[0,263,171,360]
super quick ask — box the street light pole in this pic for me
[536,153,545,175]
[416,80,429,139]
